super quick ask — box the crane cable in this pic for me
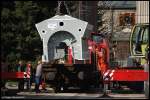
[56,1,71,15]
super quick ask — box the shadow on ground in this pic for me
[1,89,18,96]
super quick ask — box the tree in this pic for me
[97,1,112,38]
[1,1,57,64]
[66,1,79,17]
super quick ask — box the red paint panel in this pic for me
[1,72,25,79]
[68,47,72,64]
[112,70,148,81]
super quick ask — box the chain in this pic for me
[64,1,71,15]
[56,1,71,15]
[56,1,62,15]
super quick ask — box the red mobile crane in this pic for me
[88,32,148,96]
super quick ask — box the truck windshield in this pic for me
[132,26,141,43]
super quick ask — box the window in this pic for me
[119,13,135,26]
[132,26,141,43]
[142,26,149,44]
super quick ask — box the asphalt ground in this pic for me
[1,82,148,99]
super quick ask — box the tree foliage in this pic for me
[1,1,57,63]
[1,1,78,64]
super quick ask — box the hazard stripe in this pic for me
[103,70,115,81]
[24,72,30,78]
[103,70,110,77]
[24,72,26,78]
[109,73,113,77]
[110,77,113,80]
[109,70,115,81]
[26,67,31,78]
[109,70,115,77]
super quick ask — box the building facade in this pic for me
[136,1,149,23]
[97,1,136,66]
